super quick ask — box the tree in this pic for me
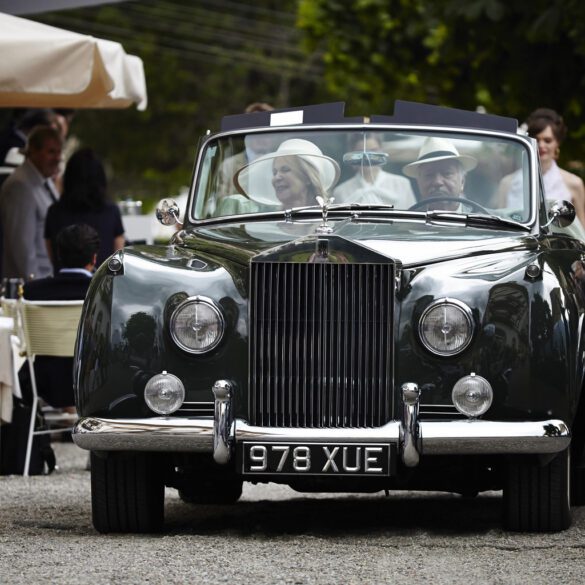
[298,0,585,160]
[24,0,327,205]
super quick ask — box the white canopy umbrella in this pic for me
[0,12,147,110]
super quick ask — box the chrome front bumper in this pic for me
[73,416,571,460]
[73,382,571,465]
[73,417,571,466]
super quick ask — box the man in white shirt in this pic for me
[0,126,62,279]
[334,133,416,208]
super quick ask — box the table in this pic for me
[0,316,17,424]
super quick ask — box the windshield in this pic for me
[192,129,532,223]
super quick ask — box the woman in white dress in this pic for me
[525,108,585,225]
[496,108,585,239]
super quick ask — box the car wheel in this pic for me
[91,451,165,533]
[570,461,585,506]
[179,478,243,505]
[503,448,571,532]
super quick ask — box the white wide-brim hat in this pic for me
[234,138,340,206]
[402,136,477,178]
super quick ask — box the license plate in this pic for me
[240,442,392,476]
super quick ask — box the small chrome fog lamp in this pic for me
[452,373,493,418]
[144,371,185,415]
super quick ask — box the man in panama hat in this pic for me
[403,136,477,210]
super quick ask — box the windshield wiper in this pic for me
[281,202,396,220]
[426,211,530,232]
[329,203,395,211]
[274,205,529,232]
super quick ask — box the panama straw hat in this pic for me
[402,136,477,178]
[234,138,340,206]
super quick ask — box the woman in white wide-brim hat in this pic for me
[234,138,340,208]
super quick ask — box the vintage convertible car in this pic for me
[73,101,585,533]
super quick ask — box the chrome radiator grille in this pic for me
[249,261,394,428]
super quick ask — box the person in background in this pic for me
[0,110,27,188]
[334,132,416,208]
[51,108,77,194]
[44,148,125,271]
[0,110,60,278]
[20,224,99,411]
[525,108,585,226]
[0,109,59,188]
[0,125,62,280]
[219,138,339,215]
[217,102,275,197]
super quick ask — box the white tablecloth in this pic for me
[0,316,15,424]
[123,215,156,244]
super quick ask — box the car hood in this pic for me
[178,219,537,267]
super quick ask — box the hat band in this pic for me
[416,150,459,163]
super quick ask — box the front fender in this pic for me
[73,245,249,418]
[395,248,585,425]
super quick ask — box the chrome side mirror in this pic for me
[544,200,575,229]
[155,198,181,226]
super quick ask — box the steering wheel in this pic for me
[408,196,490,214]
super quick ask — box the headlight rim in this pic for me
[418,297,475,357]
[169,295,225,355]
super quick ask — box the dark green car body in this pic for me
[73,102,585,533]
[76,222,585,429]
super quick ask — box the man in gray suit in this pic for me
[0,126,63,279]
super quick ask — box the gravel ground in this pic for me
[2,443,585,585]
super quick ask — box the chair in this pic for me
[0,297,18,320]
[18,299,84,476]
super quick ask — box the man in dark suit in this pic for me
[20,223,100,408]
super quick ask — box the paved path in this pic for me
[1,443,585,584]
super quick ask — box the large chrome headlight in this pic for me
[170,296,225,354]
[418,298,474,356]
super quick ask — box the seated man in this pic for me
[334,133,416,208]
[19,223,100,409]
[402,136,477,210]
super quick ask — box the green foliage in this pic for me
[297,0,585,161]
[28,0,325,205]
[10,0,585,197]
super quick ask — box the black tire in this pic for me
[179,478,243,505]
[570,463,585,506]
[91,451,165,533]
[503,448,571,532]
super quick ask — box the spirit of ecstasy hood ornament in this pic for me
[315,195,334,234]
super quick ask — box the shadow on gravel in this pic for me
[164,492,502,536]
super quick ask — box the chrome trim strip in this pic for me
[73,417,570,456]
[401,383,421,467]
[212,380,234,464]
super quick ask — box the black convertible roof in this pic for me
[220,100,518,134]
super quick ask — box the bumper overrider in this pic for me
[73,381,571,467]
